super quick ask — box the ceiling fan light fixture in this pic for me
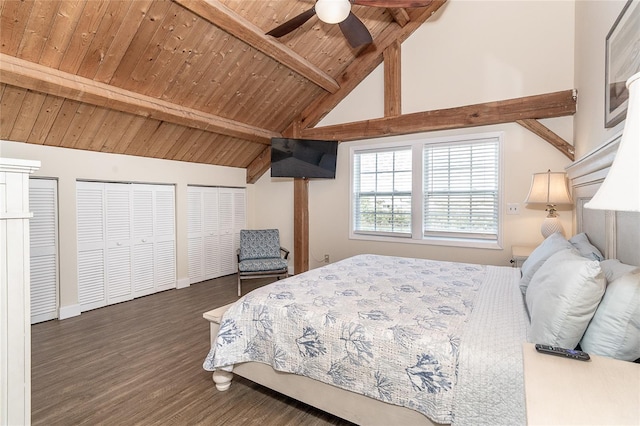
[315,0,351,24]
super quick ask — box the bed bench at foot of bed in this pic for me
[203,304,441,426]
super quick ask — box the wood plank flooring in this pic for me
[31,276,354,426]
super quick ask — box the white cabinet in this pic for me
[187,186,245,283]
[77,181,176,312]
[1,158,40,426]
[29,178,59,324]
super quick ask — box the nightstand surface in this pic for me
[523,343,640,425]
[511,245,535,267]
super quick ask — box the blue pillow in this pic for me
[520,232,574,294]
[569,233,604,261]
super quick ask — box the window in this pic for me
[423,139,499,240]
[350,133,502,248]
[353,147,412,236]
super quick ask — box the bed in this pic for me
[202,131,640,426]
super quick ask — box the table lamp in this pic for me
[525,170,573,237]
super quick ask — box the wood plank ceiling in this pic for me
[0,0,576,183]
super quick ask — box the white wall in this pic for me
[0,140,248,314]
[574,0,629,158]
[254,0,576,270]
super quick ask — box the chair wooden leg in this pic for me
[237,273,241,297]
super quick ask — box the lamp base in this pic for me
[541,216,564,238]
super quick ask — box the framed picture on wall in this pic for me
[605,0,640,128]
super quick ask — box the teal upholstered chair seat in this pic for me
[238,258,289,273]
[237,229,289,296]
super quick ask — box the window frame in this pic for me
[349,132,504,250]
[351,145,413,238]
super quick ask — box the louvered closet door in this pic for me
[232,188,246,272]
[187,187,204,284]
[77,182,107,311]
[203,187,221,279]
[132,185,155,297]
[132,184,176,296]
[218,189,235,276]
[154,185,176,292]
[29,179,58,324]
[105,183,133,304]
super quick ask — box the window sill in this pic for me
[350,232,502,250]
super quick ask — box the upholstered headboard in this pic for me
[566,132,640,267]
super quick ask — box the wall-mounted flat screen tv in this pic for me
[271,138,338,179]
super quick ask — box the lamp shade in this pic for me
[585,72,640,212]
[525,170,573,206]
[525,170,572,238]
[315,0,351,24]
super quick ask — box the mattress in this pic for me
[203,254,528,425]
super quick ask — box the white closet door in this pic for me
[188,186,244,281]
[218,189,235,276]
[77,182,107,311]
[105,183,133,304]
[203,187,220,279]
[233,189,246,232]
[132,185,155,297]
[188,186,220,283]
[232,188,246,271]
[154,185,176,291]
[29,179,58,324]
[187,187,204,284]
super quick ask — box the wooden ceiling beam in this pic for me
[384,40,402,117]
[174,0,340,94]
[388,8,411,27]
[517,118,575,161]
[300,90,577,159]
[0,53,279,144]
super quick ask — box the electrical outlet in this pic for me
[507,203,520,215]
[324,254,330,263]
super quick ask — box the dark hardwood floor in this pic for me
[31,276,354,426]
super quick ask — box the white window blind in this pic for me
[423,139,499,240]
[353,147,412,236]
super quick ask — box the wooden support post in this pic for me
[293,178,309,274]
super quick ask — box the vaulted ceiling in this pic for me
[0,0,576,183]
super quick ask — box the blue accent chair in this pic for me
[237,229,289,296]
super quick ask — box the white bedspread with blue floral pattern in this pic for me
[203,254,527,424]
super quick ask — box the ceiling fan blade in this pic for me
[266,7,317,38]
[338,12,373,48]
[352,0,433,7]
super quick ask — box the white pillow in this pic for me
[569,233,604,261]
[526,249,606,349]
[520,232,574,294]
[580,269,640,361]
[600,259,639,283]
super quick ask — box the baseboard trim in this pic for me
[58,304,81,320]
[176,278,190,289]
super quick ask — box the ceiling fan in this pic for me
[267,0,434,49]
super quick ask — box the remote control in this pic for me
[535,344,590,361]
